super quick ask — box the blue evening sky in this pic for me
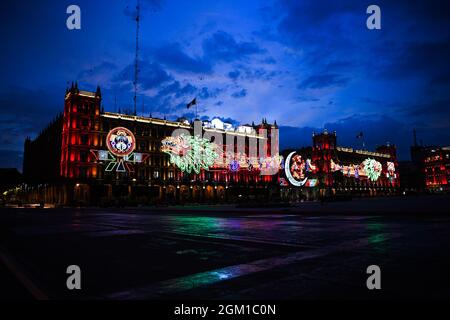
[1,0,449,169]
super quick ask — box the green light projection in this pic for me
[161,134,218,174]
[363,158,382,182]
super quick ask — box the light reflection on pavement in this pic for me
[1,204,450,299]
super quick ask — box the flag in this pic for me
[356,131,363,139]
[187,98,197,109]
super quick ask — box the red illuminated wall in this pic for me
[60,83,102,180]
[312,130,337,186]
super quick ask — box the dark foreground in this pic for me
[1,195,450,300]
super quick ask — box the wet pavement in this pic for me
[1,196,450,300]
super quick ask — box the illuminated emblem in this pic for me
[284,151,308,187]
[106,127,135,157]
[161,134,218,174]
[363,158,382,181]
[229,160,240,172]
[90,127,147,173]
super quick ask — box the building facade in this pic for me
[22,85,281,205]
[281,130,400,201]
[410,145,450,192]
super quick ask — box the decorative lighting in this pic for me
[363,158,382,182]
[161,134,218,174]
[284,152,308,187]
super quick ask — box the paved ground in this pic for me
[1,195,450,300]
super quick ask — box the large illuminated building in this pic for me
[22,84,280,205]
[410,144,450,192]
[281,130,399,201]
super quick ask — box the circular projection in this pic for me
[106,127,136,157]
[229,160,240,172]
[284,151,308,187]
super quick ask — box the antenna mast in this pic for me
[133,0,140,116]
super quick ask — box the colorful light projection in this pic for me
[331,158,384,182]
[229,160,240,172]
[218,152,283,172]
[284,151,308,187]
[386,161,397,182]
[161,134,219,174]
[106,127,135,157]
[91,127,147,172]
[363,158,382,181]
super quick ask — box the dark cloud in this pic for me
[78,61,117,80]
[378,38,450,80]
[298,74,348,89]
[157,81,197,98]
[227,65,280,82]
[124,0,163,18]
[151,43,212,74]
[0,86,63,169]
[400,100,450,125]
[231,88,247,98]
[198,87,223,99]
[116,61,172,89]
[431,73,450,86]
[228,70,240,80]
[202,31,265,63]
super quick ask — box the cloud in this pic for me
[116,61,172,89]
[378,38,450,80]
[298,74,349,89]
[228,70,240,80]
[0,86,63,169]
[198,87,223,99]
[151,43,212,74]
[124,0,163,18]
[202,31,265,63]
[404,100,450,117]
[231,88,247,98]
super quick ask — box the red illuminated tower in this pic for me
[312,129,337,187]
[60,83,102,179]
[376,143,399,187]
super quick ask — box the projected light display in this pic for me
[91,127,147,173]
[386,161,397,181]
[331,158,386,182]
[229,160,240,172]
[161,134,218,174]
[106,127,135,157]
[284,151,308,187]
[363,158,382,182]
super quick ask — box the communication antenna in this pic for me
[133,0,141,116]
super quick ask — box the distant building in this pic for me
[0,168,22,192]
[281,130,399,201]
[406,129,450,193]
[411,145,450,192]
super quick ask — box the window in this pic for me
[168,171,174,179]
[80,151,88,162]
[79,167,87,178]
[80,134,88,145]
[153,170,160,179]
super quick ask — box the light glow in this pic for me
[161,134,218,174]
[284,151,308,187]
